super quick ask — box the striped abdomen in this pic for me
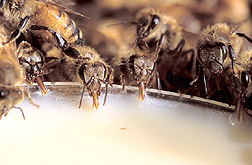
[31,2,84,45]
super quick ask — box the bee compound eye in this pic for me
[149,15,160,30]
[241,71,249,88]
[0,90,8,99]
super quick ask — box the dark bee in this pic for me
[17,41,60,95]
[194,23,252,98]
[193,22,252,122]
[53,45,114,109]
[112,47,157,100]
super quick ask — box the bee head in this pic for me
[135,13,160,46]
[78,61,109,109]
[0,87,25,120]
[198,43,228,74]
[129,54,155,100]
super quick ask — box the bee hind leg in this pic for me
[30,25,81,59]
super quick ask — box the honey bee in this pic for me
[112,47,157,100]
[193,23,247,98]
[227,49,252,122]
[0,86,39,120]
[0,16,23,87]
[192,22,252,121]
[53,45,114,109]
[16,41,61,95]
[0,0,86,59]
[0,17,38,119]
[134,8,183,53]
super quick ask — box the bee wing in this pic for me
[36,0,89,19]
[182,28,199,49]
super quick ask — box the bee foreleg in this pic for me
[228,45,235,72]
[154,34,166,58]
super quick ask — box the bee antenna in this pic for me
[107,21,138,28]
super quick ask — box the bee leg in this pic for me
[236,33,252,44]
[120,74,126,91]
[107,66,114,87]
[156,71,162,90]
[228,45,235,71]
[103,83,108,106]
[12,107,25,120]
[119,60,127,90]
[0,105,7,120]
[23,89,39,108]
[78,85,86,108]
[0,0,6,7]
[154,34,166,58]
[4,16,30,44]
[202,70,209,96]
[30,25,81,59]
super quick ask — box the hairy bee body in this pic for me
[197,23,244,73]
[195,22,252,121]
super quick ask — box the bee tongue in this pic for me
[36,76,47,95]
[92,92,99,109]
[138,82,145,101]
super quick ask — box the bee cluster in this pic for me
[0,0,252,122]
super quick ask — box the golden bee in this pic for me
[0,0,86,59]
[0,16,23,87]
[17,41,61,95]
[112,47,157,100]
[0,17,38,119]
[53,45,114,109]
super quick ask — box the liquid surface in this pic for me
[0,85,252,165]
